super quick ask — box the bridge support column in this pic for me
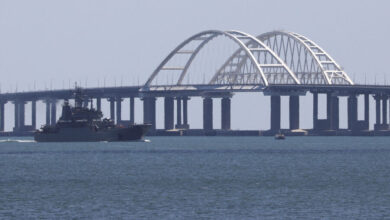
[289,96,299,130]
[143,97,156,131]
[20,102,25,129]
[348,95,358,131]
[13,102,19,131]
[182,97,189,129]
[50,100,57,126]
[326,93,332,129]
[324,93,339,130]
[130,97,135,124]
[329,95,339,130]
[374,95,382,130]
[96,97,101,111]
[109,98,115,122]
[326,93,335,130]
[382,96,388,127]
[164,97,174,130]
[14,101,25,132]
[221,97,231,130]
[14,102,18,131]
[270,95,281,131]
[203,97,213,131]
[175,98,182,128]
[116,97,122,124]
[45,100,50,125]
[364,93,369,130]
[32,100,36,130]
[313,92,318,130]
[0,101,5,131]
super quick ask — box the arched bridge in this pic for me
[144,29,353,92]
[1,29,389,135]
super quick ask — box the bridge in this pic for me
[1,30,390,135]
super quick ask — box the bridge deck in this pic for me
[1,84,390,101]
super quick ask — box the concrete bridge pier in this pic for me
[347,95,358,131]
[175,97,189,129]
[14,102,19,131]
[312,92,339,131]
[96,97,102,111]
[346,93,369,131]
[374,95,381,130]
[270,95,281,131]
[313,92,318,130]
[328,94,339,130]
[108,98,115,122]
[221,97,231,130]
[374,95,390,131]
[13,101,25,131]
[143,97,156,131]
[45,100,50,125]
[14,100,37,131]
[0,101,5,131]
[130,97,135,124]
[175,97,182,128]
[20,102,25,129]
[382,96,388,128]
[50,100,57,126]
[203,97,213,131]
[364,93,369,129]
[116,97,122,124]
[19,101,25,130]
[13,101,28,132]
[289,95,299,130]
[164,97,174,130]
[32,100,36,130]
[182,97,189,129]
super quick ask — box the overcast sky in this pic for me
[1,0,389,131]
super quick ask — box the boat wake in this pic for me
[0,139,149,143]
[0,139,35,143]
[98,139,151,143]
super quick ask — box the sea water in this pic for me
[1,136,390,219]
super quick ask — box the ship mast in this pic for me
[74,83,84,108]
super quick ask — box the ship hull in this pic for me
[34,124,151,142]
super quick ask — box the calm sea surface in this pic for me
[1,136,390,219]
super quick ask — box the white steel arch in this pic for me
[144,30,300,87]
[257,31,353,85]
[209,30,299,85]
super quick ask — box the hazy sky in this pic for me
[1,0,389,131]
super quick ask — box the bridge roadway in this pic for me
[1,84,390,136]
[2,84,390,100]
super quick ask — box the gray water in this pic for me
[0,136,390,219]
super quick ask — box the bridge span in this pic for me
[0,30,389,135]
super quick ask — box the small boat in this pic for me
[274,131,285,140]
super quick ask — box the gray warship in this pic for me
[34,88,151,142]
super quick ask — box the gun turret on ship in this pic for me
[34,88,151,142]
